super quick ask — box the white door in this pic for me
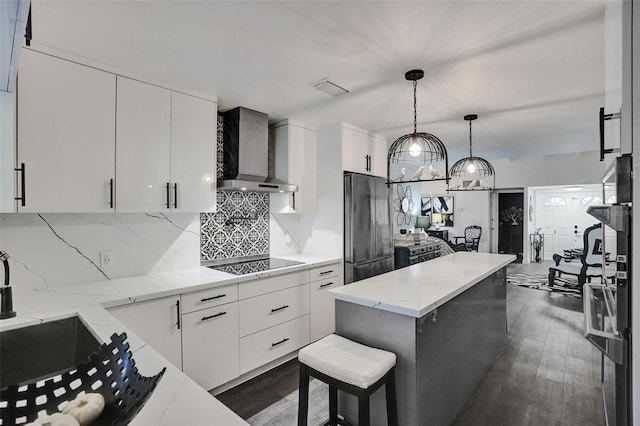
[116,77,171,212]
[108,296,182,370]
[536,190,603,259]
[17,49,116,212]
[170,92,217,212]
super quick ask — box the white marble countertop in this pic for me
[330,252,515,318]
[0,253,340,425]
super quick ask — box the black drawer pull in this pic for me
[202,312,226,321]
[320,282,334,288]
[15,163,25,207]
[271,305,289,313]
[271,338,290,347]
[319,270,334,276]
[201,294,226,302]
[165,182,171,209]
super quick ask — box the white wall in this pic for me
[0,213,201,290]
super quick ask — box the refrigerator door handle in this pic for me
[584,283,625,365]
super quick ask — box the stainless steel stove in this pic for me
[207,257,303,275]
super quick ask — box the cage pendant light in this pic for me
[387,69,449,185]
[448,114,495,191]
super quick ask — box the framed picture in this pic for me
[432,196,454,227]
[420,197,432,216]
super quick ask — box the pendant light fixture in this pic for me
[387,69,449,184]
[448,114,495,191]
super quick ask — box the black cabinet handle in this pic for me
[271,337,289,347]
[173,183,178,209]
[599,107,621,161]
[291,192,296,211]
[271,305,289,313]
[14,163,25,207]
[202,311,226,321]
[166,182,171,209]
[320,282,334,288]
[109,178,114,209]
[319,270,334,276]
[201,294,226,302]
[175,300,181,330]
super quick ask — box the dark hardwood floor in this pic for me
[216,262,605,425]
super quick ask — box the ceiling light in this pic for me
[309,78,349,97]
[449,114,495,191]
[387,69,449,184]
[562,186,584,192]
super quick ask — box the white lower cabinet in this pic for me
[239,315,310,375]
[108,295,182,370]
[239,284,309,337]
[182,302,240,390]
[308,263,342,342]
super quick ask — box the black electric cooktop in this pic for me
[207,257,303,275]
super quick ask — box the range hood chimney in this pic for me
[218,107,297,193]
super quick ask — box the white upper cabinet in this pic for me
[170,92,217,212]
[323,122,388,178]
[269,120,317,213]
[17,49,116,212]
[116,77,172,212]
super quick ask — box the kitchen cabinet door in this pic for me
[369,133,388,178]
[108,295,182,370]
[269,120,317,213]
[116,77,171,212]
[182,302,239,390]
[309,263,342,342]
[17,49,116,212]
[342,125,370,174]
[170,92,217,212]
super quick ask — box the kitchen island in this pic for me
[330,252,515,426]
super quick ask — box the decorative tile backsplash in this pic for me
[200,113,271,262]
[200,191,269,261]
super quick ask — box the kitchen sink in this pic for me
[0,316,101,388]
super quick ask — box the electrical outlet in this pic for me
[100,251,114,269]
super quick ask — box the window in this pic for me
[580,195,602,205]
[543,197,567,206]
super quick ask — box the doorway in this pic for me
[531,185,604,260]
[497,192,524,263]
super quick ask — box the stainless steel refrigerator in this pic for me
[344,172,394,284]
[584,155,632,426]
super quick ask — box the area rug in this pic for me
[507,272,582,297]
[247,379,328,426]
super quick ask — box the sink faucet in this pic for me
[0,250,16,319]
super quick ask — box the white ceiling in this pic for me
[30,0,607,160]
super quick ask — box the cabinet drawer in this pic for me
[181,284,238,314]
[239,315,309,375]
[239,270,307,299]
[309,278,341,342]
[182,302,239,390]
[239,284,309,337]
[309,263,339,282]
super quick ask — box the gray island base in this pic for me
[330,253,514,425]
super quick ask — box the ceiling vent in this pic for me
[309,78,349,97]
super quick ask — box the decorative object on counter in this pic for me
[387,69,449,186]
[530,232,544,263]
[392,184,413,226]
[0,332,166,426]
[26,412,80,426]
[448,114,495,191]
[0,250,16,320]
[61,393,105,426]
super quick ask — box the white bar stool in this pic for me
[297,334,397,426]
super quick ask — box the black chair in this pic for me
[452,225,482,252]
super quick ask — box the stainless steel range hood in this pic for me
[218,107,297,193]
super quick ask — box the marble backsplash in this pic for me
[0,212,201,290]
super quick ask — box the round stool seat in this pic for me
[298,334,396,389]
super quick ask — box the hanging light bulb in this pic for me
[466,161,477,174]
[408,137,422,157]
